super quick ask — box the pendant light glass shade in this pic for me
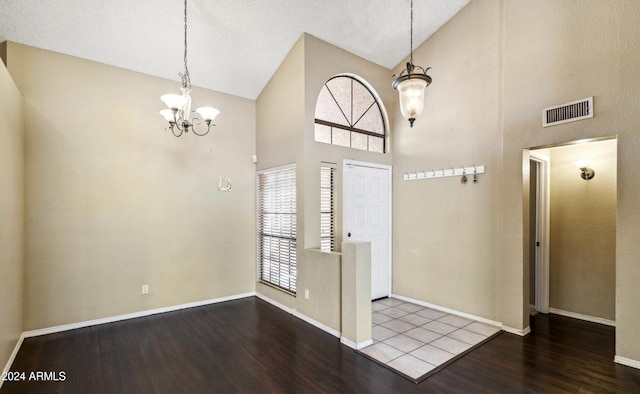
[395,76,429,126]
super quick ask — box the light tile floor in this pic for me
[360,298,501,382]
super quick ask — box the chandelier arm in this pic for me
[172,110,188,135]
[173,111,183,130]
[170,124,184,137]
[190,117,212,136]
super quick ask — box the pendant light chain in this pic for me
[180,0,191,88]
[409,0,414,66]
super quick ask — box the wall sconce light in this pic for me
[574,159,595,180]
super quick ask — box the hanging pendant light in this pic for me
[159,0,220,137]
[392,0,432,128]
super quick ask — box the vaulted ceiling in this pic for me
[0,0,469,99]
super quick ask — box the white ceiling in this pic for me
[0,0,469,100]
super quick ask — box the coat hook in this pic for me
[473,165,479,183]
[461,167,467,184]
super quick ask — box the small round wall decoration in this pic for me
[217,176,232,192]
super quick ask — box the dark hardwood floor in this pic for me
[2,297,640,393]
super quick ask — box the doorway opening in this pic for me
[526,136,617,328]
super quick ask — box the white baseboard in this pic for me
[502,325,531,337]
[23,292,256,338]
[615,355,640,370]
[1,332,26,390]
[254,293,294,314]
[293,310,341,338]
[341,337,372,350]
[391,294,502,328]
[255,293,342,339]
[549,308,616,327]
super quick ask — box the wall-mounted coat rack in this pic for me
[403,165,485,181]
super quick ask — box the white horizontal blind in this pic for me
[257,165,297,293]
[320,164,336,252]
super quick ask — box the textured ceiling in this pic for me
[0,0,469,99]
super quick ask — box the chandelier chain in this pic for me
[180,0,191,88]
[160,0,218,137]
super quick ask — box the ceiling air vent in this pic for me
[543,97,593,127]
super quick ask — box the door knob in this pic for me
[347,232,351,238]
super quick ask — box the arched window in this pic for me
[314,75,386,153]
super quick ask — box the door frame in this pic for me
[529,151,550,314]
[343,159,393,298]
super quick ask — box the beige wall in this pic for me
[303,34,393,251]
[341,242,372,345]
[500,0,640,359]
[255,36,305,309]
[256,36,305,172]
[255,34,393,327]
[5,42,257,330]
[0,54,24,371]
[393,0,640,363]
[297,249,341,332]
[392,0,503,321]
[548,140,616,321]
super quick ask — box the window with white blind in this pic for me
[320,163,336,252]
[257,165,297,294]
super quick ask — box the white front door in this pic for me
[344,161,391,300]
